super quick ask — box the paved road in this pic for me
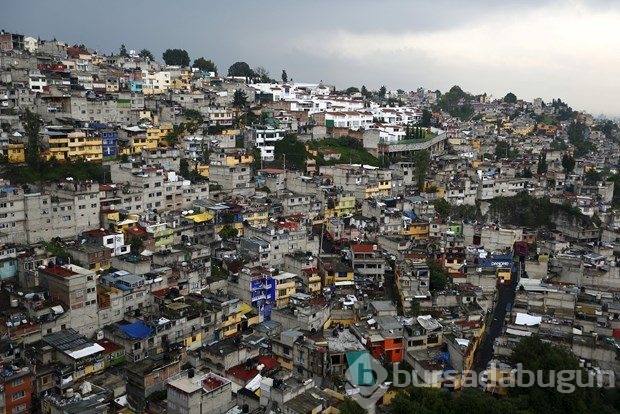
[472,261,521,372]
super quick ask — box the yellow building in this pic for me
[45,130,103,161]
[211,152,254,167]
[90,55,104,66]
[185,211,214,224]
[302,268,322,294]
[183,332,202,351]
[363,181,392,199]
[70,132,103,161]
[146,124,173,148]
[195,163,209,177]
[273,272,296,308]
[513,124,535,136]
[243,209,269,228]
[335,196,356,217]
[400,220,430,241]
[221,301,258,338]
[321,257,354,287]
[471,138,481,151]
[7,142,25,163]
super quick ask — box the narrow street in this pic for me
[472,261,522,372]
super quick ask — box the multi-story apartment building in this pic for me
[209,163,254,195]
[38,263,99,337]
[476,178,529,201]
[0,364,33,414]
[141,70,171,95]
[228,266,276,322]
[0,183,27,244]
[319,164,393,200]
[243,222,319,267]
[350,243,386,288]
[167,372,234,414]
[23,181,100,243]
[109,164,209,213]
[246,126,287,161]
[44,126,103,161]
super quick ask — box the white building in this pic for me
[28,71,47,92]
[249,126,286,161]
[141,70,171,94]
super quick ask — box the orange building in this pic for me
[1,366,33,414]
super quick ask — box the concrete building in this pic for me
[246,125,287,161]
[167,371,233,414]
[209,163,254,196]
[38,264,99,337]
[0,183,27,244]
[350,243,385,288]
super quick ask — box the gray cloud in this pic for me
[2,0,619,114]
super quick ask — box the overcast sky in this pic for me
[3,0,620,115]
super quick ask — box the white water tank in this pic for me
[10,298,18,308]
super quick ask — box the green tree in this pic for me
[232,89,248,109]
[218,224,239,241]
[138,49,154,61]
[562,153,575,175]
[162,49,190,66]
[504,92,517,103]
[233,89,248,108]
[378,85,387,98]
[339,398,365,414]
[228,61,254,77]
[437,85,474,120]
[192,57,217,73]
[426,259,448,291]
[165,123,185,147]
[119,44,128,57]
[509,336,599,414]
[346,86,360,95]
[281,70,288,83]
[254,66,271,83]
[361,85,369,98]
[537,152,548,174]
[130,237,143,254]
[23,108,42,170]
[273,133,307,170]
[584,168,602,185]
[413,149,430,191]
[420,109,432,127]
[179,158,191,178]
[495,141,517,159]
[182,109,203,123]
[432,198,451,219]
[410,299,421,317]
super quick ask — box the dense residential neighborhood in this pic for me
[0,30,620,414]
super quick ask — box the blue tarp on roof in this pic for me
[404,211,416,220]
[119,320,153,340]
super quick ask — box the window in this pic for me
[12,390,25,401]
[12,377,24,386]
[12,403,27,413]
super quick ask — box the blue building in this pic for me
[129,80,142,93]
[101,129,118,157]
[0,245,18,280]
[229,266,275,322]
